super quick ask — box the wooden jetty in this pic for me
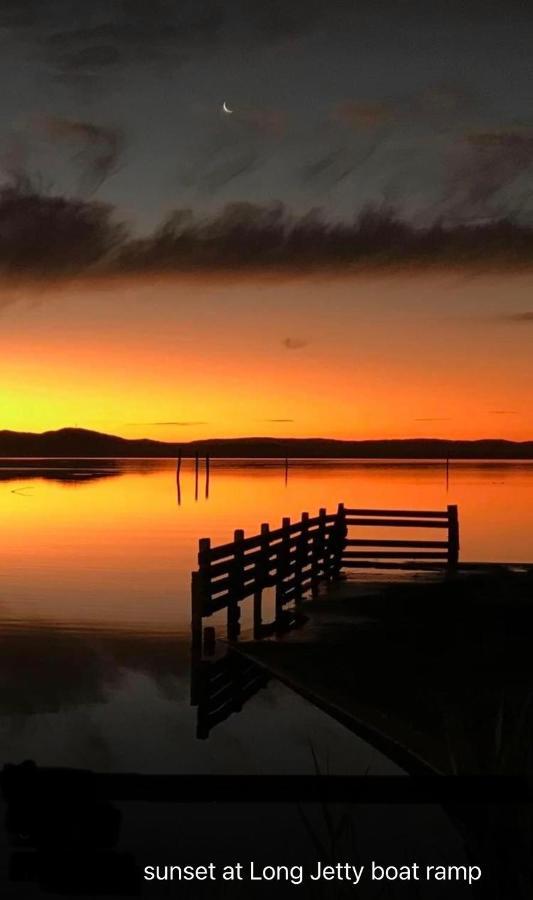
[190,504,533,771]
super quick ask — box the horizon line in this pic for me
[1,427,532,445]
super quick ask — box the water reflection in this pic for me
[2,458,533,775]
[0,458,168,487]
[2,458,533,635]
[0,622,396,776]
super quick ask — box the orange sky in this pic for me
[1,270,532,442]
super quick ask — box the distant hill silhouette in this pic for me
[1,427,532,459]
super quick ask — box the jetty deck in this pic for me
[190,505,533,773]
[236,565,533,775]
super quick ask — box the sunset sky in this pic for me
[1,1,532,442]
[1,270,532,441]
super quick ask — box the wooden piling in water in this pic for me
[330,502,347,579]
[194,452,199,501]
[191,542,210,705]
[205,454,210,499]
[176,449,182,505]
[312,507,327,598]
[448,503,459,567]
[294,511,309,616]
[275,517,291,628]
[254,523,270,639]
[229,529,244,640]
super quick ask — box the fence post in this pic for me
[194,452,199,501]
[312,507,327,595]
[275,517,291,629]
[191,571,202,654]
[192,538,211,646]
[254,523,269,639]
[205,455,210,499]
[448,504,459,568]
[331,502,347,580]
[228,529,244,640]
[294,512,309,618]
[191,536,210,704]
[190,571,202,706]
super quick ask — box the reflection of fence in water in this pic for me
[193,651,269,739]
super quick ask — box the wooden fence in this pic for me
[191,508,345,651]
[190,502,459,733]
[341,504,459,570]
[191,502,459,653]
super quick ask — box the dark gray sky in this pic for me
[2,0,533,230]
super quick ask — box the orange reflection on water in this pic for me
[1,459,532,632]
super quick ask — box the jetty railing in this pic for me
[341,504,459,571]
[190,502,459,729]
[191,502,459,653]
[191,508,344,650]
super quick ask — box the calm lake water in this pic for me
[1,458,532,775]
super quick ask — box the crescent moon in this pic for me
[222,101,233,114]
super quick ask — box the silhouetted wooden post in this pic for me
[196,537,211,634]
[194,452,199,500]
[191,571,202,703]
[312,507,327,597]
[254,523,269,639]
[228,529,244,640]
[191,558,208,659]
[448,504,459,568]
[176,450,182,505]
[191,536,211,704]
[331,502,347,579]
[205,454,210,499]
[446,457,450,491]
[284,456,289,486]
[294,512,309,617]
[275,516,291,628]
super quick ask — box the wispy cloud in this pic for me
[40,116,124,195]
[7,193,533,285]
[497,311,533,322]
[262,418,295,423]
[126,421,208,426]
[5,1,354,85]
[282,337,308,350]
[414,417,451,422]
[444,128,533,221]
[489,410,518,415]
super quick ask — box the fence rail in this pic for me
[340,503,459,570]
